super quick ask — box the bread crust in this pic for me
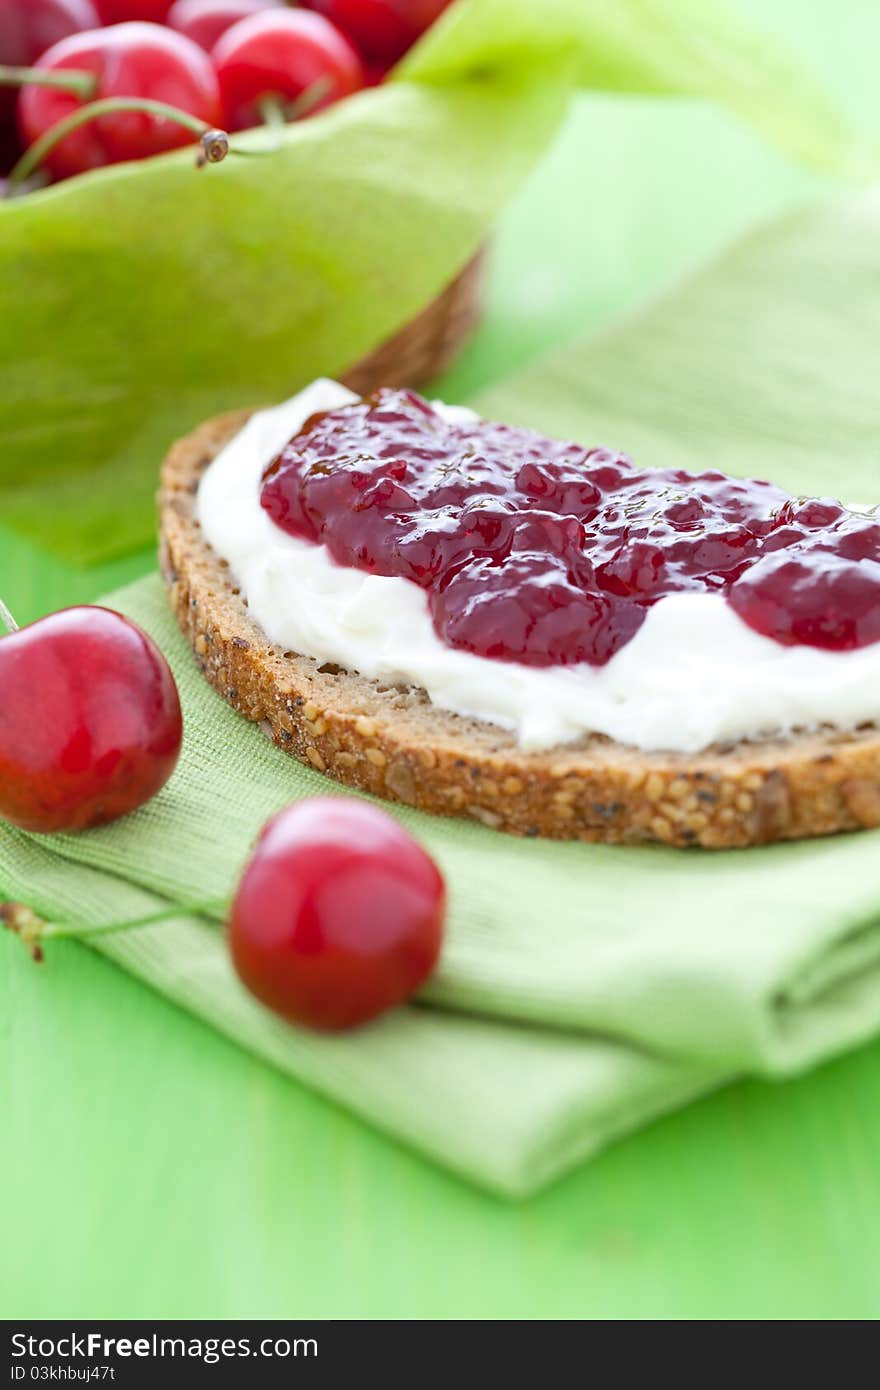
[158,411,880,848]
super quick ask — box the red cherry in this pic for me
[17,22,222,179]
[0,123,20,174]
[0,606,183,835]
[229,799,445,1031]
[363,60,392,86]
[302,0,452,65]
[0,0,99,138]
[167,0,281,53]
[94,0,174,20]
[0,0,99,65]
[212,9,364,132]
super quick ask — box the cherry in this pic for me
[17,22,222,179]
[229,799,445,1031]
[166,0,281,53]
[212,9,364,133]
[0,0,98,66]
[94,1,175,20]
[302,0,452,65]
[363,61,392,87]
[0,604,183,835]
[0,0,98,142]
[0,123,19,174]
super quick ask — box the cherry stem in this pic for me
[1,897,228,961]
[287,76,332,122]
[42,898,229,939]
[255,78,333,149]
[258,94,287,139]
[0,597,19,633]
[7,97,231,187]
[0,64,97,99]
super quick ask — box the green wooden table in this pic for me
[3,2,880,1321]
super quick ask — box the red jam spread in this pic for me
[260,388,880,668]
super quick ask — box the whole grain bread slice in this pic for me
[159,410,880,849]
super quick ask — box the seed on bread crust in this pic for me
[158,410,880,849]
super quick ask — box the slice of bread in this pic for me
[159,411,880,849]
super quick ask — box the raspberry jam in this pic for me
[260,389,880,668]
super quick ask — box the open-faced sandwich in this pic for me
[160,380,880,848]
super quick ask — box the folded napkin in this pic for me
[4,188,880,1197]
[2,567,880,1195]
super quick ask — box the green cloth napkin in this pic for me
[6,186,880,1197]
[2,575,880,1197]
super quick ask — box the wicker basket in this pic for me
[341,251,485,395]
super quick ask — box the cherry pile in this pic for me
[0,0,452,184]
[261,387,880,666]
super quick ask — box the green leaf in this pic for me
[0,73,566,563]
[0,0,852,563]
[402,0,855,173]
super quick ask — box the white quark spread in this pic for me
[196,379,880,754]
